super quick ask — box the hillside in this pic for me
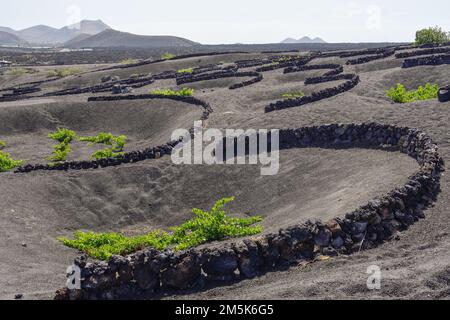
[0,31,26,46]
[281,36,327,44]
[66,19,110,35]
[0,20,111,45]
[66,29,199,48]
[62,33,93,47]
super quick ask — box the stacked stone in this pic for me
[15,143,177,173]
[438,85,450,103]
[229,73,263,90]
[304,73,356,85]
[265,74,360,112]
[402,54,450,68]
[0,87,41,101]
[176,70,247,85]
[339,47,393,58]
[395,46,450,59]
[54,123,444,300]
[283,64,342,74]
[14,95,212,174]
[176,70,263,90]
[45,75,155,96]
[346,49,395,65]
[255,57,313,72]
[152,70,177,80]
[235,58,276,69]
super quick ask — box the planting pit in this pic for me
[0,46,449,300]
[0,141,419,299]
[0,99,203,164]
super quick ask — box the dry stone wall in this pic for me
[55,122,444,300]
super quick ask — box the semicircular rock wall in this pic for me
[55,122,444,300]
[14,95,212,174]
[265,74,360,112]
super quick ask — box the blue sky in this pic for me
[1,0,449,44]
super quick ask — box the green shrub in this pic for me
[415,26,449,46]
[177,68,194,74]
[91,148,125,160]
[48,143,72,162]
[47,128,76,163]
[5,68,36,76]
[150,88,194,97]
[387,83,439,103]
[0,141,23,172]
[170,197,263,251]
[48,128,76,143]
[119,59,138,65]
[59,197,263,260]
[276,56,294,62]
[79,132,127,159]
[0,151,23,172]
[282,91,305,100]
[47,68,81,78]
[161,52,176,60]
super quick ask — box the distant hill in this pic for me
[0,31,26,46]
[66,20,110,35]
[281,36,327,44]
[65,29,199,48]
[0,20,111,45]
[63,33,92,47]
[16,25,73,44]
[0,26,17,34]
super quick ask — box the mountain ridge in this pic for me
[0,20,111,45]
[65,29,199,48]
[281,36,327,44]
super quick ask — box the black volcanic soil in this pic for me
[0,49,449,300]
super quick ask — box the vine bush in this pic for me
[59,197,263,260]
[387,83,439,103]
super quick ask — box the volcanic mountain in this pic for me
[0,20,111,45]
[0,31,26,46]
[65,29,199,48]
[281,36,327,44]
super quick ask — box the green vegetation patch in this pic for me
[119,58,139,65]
[5,68,36,76]
[387,83,439,103]
[415,26,450,46]
[0,151,23,172]
[177,68,194,74]
[0,141,23,172]
[47,68,81,78]
[79,132,127,159]
[47,128,77,163]
[79,132,126,151]
[59,197,263,260]
[282,91,305,100]
[161,52,176,60]
[91,148,125,160]
[150,87,194,97]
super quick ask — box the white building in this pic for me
[0,59,12,67]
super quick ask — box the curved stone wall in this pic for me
[439,85,450,102]
[14,94,212,174]
[346,50,395,65]
[304,73,356,85]
[176,70,263,90]
[54,122,444,300]
[395,47,450,59]
[402,54,450,68]
[265,74,360,112]
[283,64,342,75]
